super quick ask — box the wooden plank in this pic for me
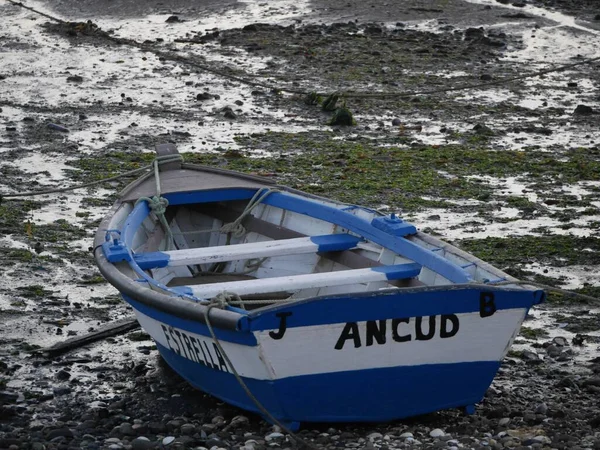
[43,318,140,357]
[134,234,361,269]
[183,263,422,298]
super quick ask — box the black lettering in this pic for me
[213,344,229,372]
[198,340,211,367]
[269,312,293,340]
[190,337,206,366]
[181,333,198,363]
[174,330,189,359]
[440,314,460,338]
[392,318,411,342]
[480,292,496,318]
[168,327,182,355]
[366,320,386,346]
[161,324,174,351]
[334,322,361,350]
[203,342,217,369]
[415,316,436,341]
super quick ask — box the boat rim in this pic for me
[93,162,542,330]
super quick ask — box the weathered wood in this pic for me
[43,318,140,357]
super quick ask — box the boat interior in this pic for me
[105,187,515,309]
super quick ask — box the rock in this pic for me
[56,370,70,381]
[266,432,285,441]
[480,73,492,80]
[162,436,175,446]
[429,428,445,438]
[473,123,494,135]
[400,432,414,439]
[53,386,72,396]
[131,437,153,450]
[582,377,600,387]
[574,104,594,115]
[499,418,511,426]
[368,432,383,441]
[553,336,568,346]
[165,15,182,23]
[535,402,548,415]
[180,423,195,435]
[196,92,212,101]
[46,428,74,440]
[464,27,485,39]
[218,106,237,119]
[391,118,401,126]
[119,422,135,436]
[67,75,83,82]
[546,345,561,357]
[0,391,18,403]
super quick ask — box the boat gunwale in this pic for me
[94,163,541,331]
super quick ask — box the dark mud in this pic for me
[1,0,600,448]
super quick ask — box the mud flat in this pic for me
[1,0,600,448]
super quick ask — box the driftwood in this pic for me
[43,317,140,357]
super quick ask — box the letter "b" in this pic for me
[480,292,496,318]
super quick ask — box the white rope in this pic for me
[219,188,280,238]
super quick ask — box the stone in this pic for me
[131,437,153,450]
[266,432,285,441]
[46,428,74,440]
[180,423,195,435]
[429,428,445,438]
[574,105,594,115]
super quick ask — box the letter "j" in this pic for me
[269,312,293,340]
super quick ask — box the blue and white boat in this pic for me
[94,144,545,430]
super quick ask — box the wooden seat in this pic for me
[173,263,422,299]
[134,233,363,270]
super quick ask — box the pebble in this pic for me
[430,428,445,438]
[265,432,285,441]
[162,436,175,445]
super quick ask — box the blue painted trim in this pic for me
[246,287,538,331]
[372,263,421,280]
[164,188,256,206]
[310,233,362,252]
[260,193,472,283]
[155,339,500,425]
[124,295,256,346]
[134,251,170,270]
[371,215,417,236]
[171,286,194,296]
[119,188,471,285]
[122,201,150,247]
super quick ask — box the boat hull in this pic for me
[122,284,542,427]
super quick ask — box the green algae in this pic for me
[457,236,600,268]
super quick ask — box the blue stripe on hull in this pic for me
[155,340,499,425]
[246,287,537,331]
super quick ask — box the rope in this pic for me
[203,296,315,449]
[488,280,600,305]
[0,154,182,200]
[3,0,600,101]
[219,188,280,238]
[4,0,65,23]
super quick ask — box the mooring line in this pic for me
[3,0,600,100]
[0,155,182,201]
